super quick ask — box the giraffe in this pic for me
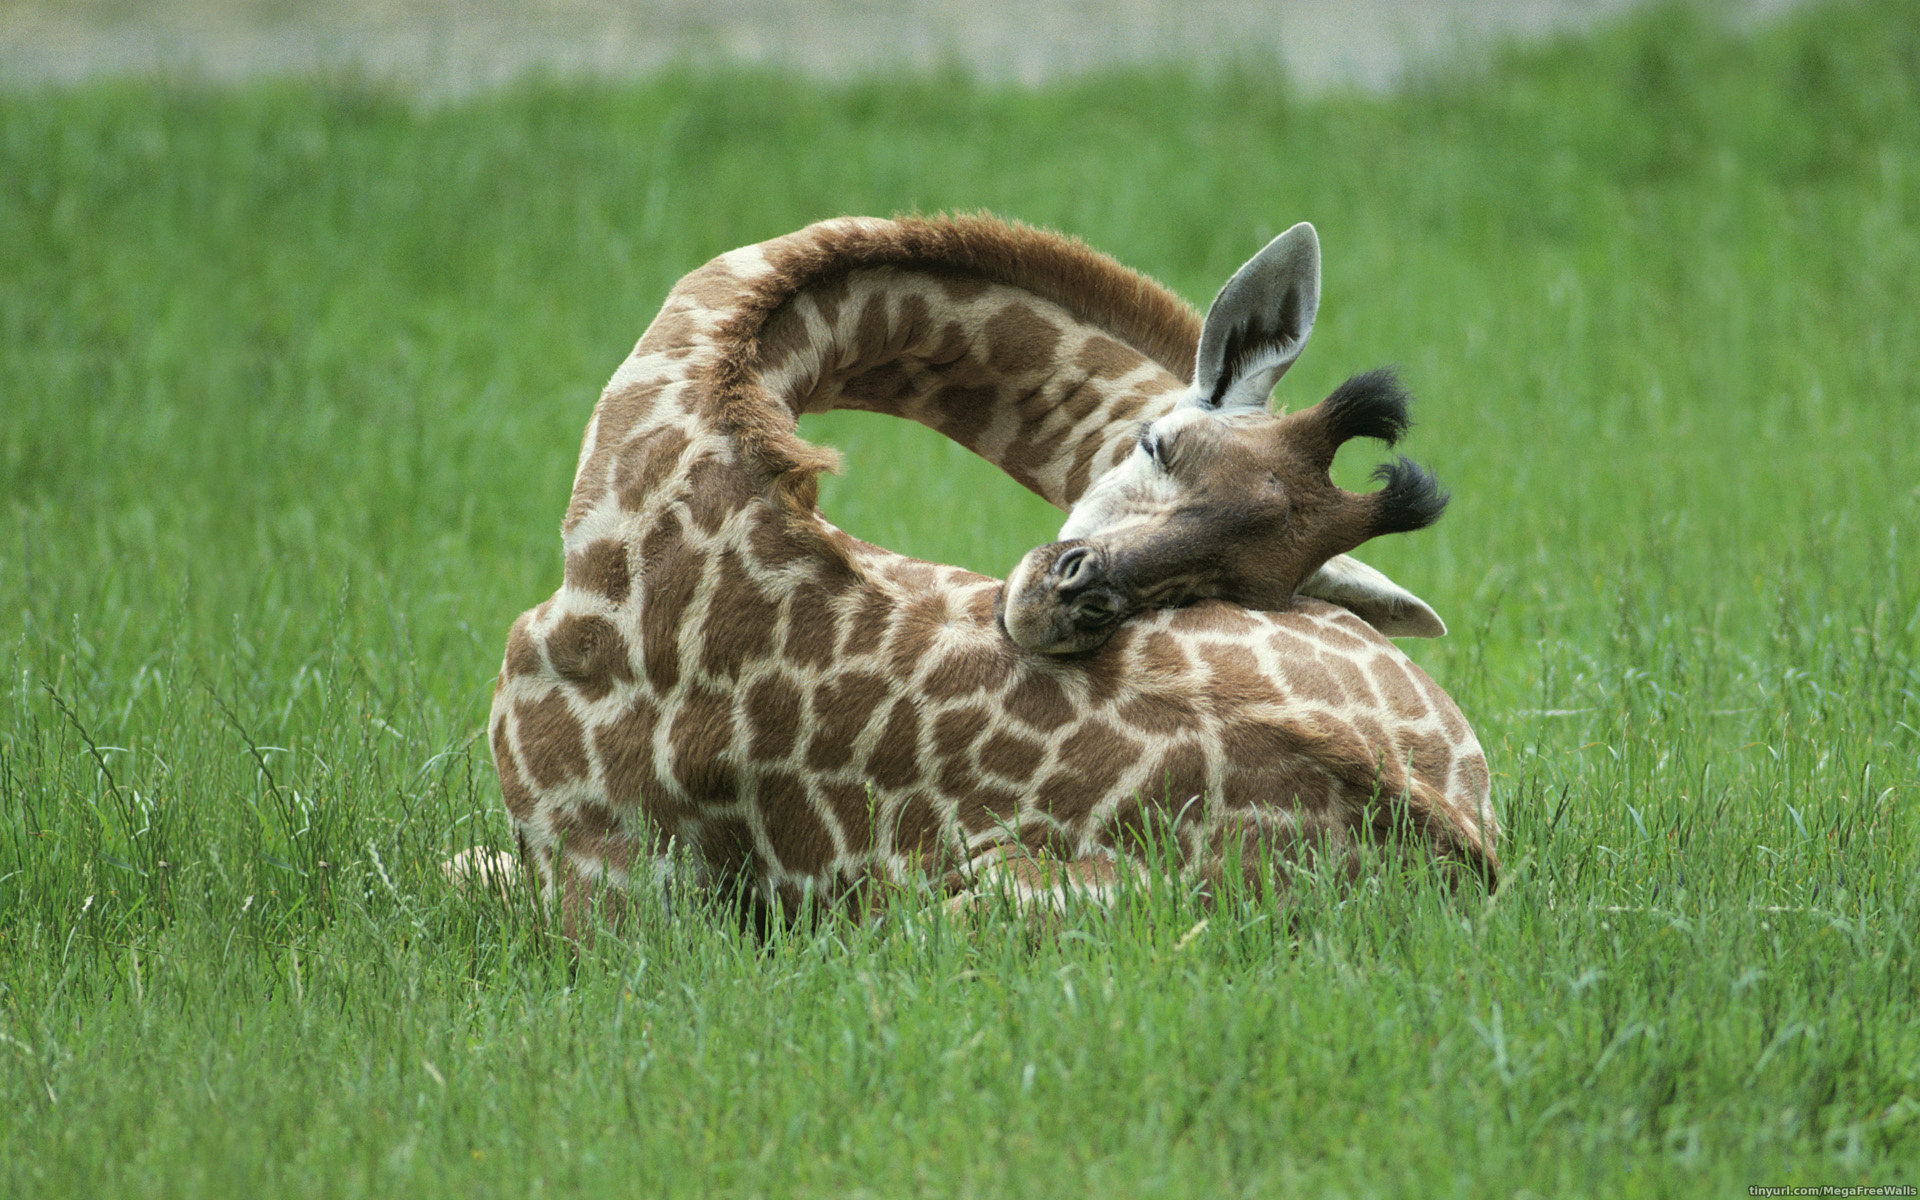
[471,213,1497,932]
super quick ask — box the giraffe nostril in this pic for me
[1052,545,1097,591]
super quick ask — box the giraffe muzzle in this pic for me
[998,540,1128,655]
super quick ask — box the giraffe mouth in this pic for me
[998,540,1128,655]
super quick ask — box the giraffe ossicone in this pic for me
[474,213,1498,932]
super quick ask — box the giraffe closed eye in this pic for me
[1004,268,1450,659]
[1136,425,1165,468]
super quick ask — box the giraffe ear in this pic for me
[1189,222,1320,414]
[1296,553,1447,638]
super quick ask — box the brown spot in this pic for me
[1219,720,1304,779]
[784,582,847,671]
[671,259,744,314]
[930,383,999,449]
[938,272,991,303]
[743,672,804,762]
[684,455,762,537]
[1136,631,1191,676]
[1411,666,1470,743]
[1458,753,1491,808]
[1120,379,1167,413]
[504,615,543,678]
[1098,796,1151,857]
[1060,378,1109,423]
[1317,713,1406,799]
[1326,654,1377,707]
[1370,655,1428,720]
[1028,766,1110,825]
[1114,692,1198,737]
[1145,741,1209,807]
[964,587,998,625]
[615,425,693,513]
[1062,434,1105,501]
[513,692,589,789]
[805,671,890,772]
[977,730,1046,782]
[746,508,815,569]
[1074,335,1145,380]
[563,456,610,535]
[887,561,939,592]
[1176,603,1259,638]
[1054,721,1136,807]
[565,539,631,604]
[700,551,779,681]
[1350,713,1396,773]
[1273,654,1340,709]
[1018,823,1082,862]
[937,755,978,796]
[953,782,1022,833]
[1079,649,1129,708]
[638,515,702,694]
[667,682,737,797]
[1218,723,1327,813]
[886,593,947,679]
[1313,616,1375,652]
[551,848,636,936]
[891,795,947,862]
[756,769,834,877]
[595,377,671,451]
[919,315,970,366]
[931,706,991,763]
[1198,642,1273,708]
[822,780,878,852]
[1005,669,1074,733]
[807,274,854,332]
[1266,627,1319,660]
[698,815,756,878]
[635,303,702,356]
[492,719,536,820]
[844,363,916,409]
[863,698,924,791]
[565,390,678,535]
[551,799,625,864]
[840,589,895,658]
[983,305,1062,377]
[596,695,684,826]
[774,880,810,914]
[851,294,894,366]
[920,643,1001,701]
[1402,730,1455,789]
[546,612,635,703]
[755,304,815,383]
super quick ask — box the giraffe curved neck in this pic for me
[752,262,1192,508]
[564,216,1204,552]
[686,215,1205,513]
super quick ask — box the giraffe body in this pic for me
[487,215,1497,929]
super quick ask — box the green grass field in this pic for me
[4,2,1918,1193]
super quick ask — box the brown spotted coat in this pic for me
[487,214,1497,930]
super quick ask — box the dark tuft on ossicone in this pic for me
[1320,368,1414,446]
[1370,455,1449,535]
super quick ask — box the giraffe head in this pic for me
[999,223,1450,655]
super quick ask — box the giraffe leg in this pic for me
[549,836,702,941]
[440,845,523,904]
[943,844,1137,920]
